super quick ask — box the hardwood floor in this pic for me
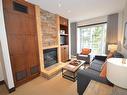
[1,75,127,95]
[84,80,113,95]
[0,84,8,95]
[0,75,77,95]
[83,80,127,95]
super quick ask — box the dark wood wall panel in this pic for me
[3,0,40,87]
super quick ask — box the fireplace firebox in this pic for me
[43,48,58,68]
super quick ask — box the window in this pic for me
[77,23,107,54]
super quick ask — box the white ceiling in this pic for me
[28,0,127,22]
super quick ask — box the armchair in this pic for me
[77,48,91,64]
[77,54,90,64]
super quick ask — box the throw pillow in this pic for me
[81,48,91,55]
[107,52,114,59]
[100,63,107,78]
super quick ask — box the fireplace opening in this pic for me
[43,48,58,68]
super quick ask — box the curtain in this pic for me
[106,13,118,53]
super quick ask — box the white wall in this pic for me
[0,42,8,84]
[118,1,127,58]
[77,16,107,26]
[0,0,14,89]
[0,42,4,82]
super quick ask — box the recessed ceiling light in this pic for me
[67,10,71,13]
[58,0,62,7]
[58,3,62,7]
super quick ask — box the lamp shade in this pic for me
[107,58,127,89]
[108,44,118,52]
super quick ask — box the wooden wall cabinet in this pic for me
[3,0,40,87]
[61,45,69,62]
[60,16,68,26]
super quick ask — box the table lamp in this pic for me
[108,44,118,53]
[107,58,127,89]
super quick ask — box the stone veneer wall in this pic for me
[40,9,58,48]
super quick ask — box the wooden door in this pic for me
[61,46,65,62]
[64,46,69,61]
[61,45,69,62]
[3,0,40,87]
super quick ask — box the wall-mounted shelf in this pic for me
[43,45,59,50]
[60,34,68,36]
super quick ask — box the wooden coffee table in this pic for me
[62,60,85,81]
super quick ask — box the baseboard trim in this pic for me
[0,80,4,85]
[5,82,15,93]
[8,87,15,93]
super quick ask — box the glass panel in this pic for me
[78,23,107,54]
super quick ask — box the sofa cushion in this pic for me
[89,64,102,72]
[81,68,108,83]
[89,59,104,72]
[92,59,104,65]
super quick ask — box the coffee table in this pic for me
[62,60,85,81]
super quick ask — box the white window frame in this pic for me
[77,23,107,54]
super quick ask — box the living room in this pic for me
[0,0,127,95]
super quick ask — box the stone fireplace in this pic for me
[43,48,58,68]
[35,6,68,79]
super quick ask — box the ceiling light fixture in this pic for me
[58,3,62,7]
[67,10,71,13]
[58,0,62,7]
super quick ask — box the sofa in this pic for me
[77,52,124,95]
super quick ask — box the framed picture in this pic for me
[124,22,127,49]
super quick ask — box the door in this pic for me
[64,46,69,61]
[61,45,69,62]
[3,0,40,87]
[61,46,65,62]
